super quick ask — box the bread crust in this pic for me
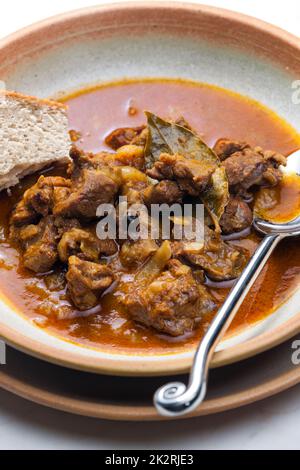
[0,90,67,110]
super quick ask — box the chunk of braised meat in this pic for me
[106,117,193,152]
[122,259,215,336]
[96,239,119,257]
[105,125,146,150]
[69,145,145,173]
[10,199,37,228]
[18,216,57,273]
[172,225,248,281]
[141,180,183,207]
[54,216,81,237]
[54,168,119,220]
[22,176,71,216]
[222,146,286,195]
[58,228,117,263]
[14,215,80,273]
[9,176,71,228]
[213,139,250,161]
[66,255,114,310]
[147,153,215,197]
[68,146,106,174]
[220,197,253,234]
[120,239,158,267]
[67,146,111,176]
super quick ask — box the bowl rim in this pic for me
[0,1,299,55]
[0,1,300,376]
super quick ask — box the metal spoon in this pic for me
[154,149,300,417]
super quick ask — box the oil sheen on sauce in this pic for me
[0,78,300,354]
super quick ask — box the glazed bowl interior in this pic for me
[0,2,300,376]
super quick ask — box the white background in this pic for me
[0,0,300,450]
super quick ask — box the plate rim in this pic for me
[0,1,300,376]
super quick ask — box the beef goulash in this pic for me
[1,80,300,353]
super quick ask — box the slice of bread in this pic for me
[0,90,71,191]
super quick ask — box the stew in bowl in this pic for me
[1,78,300,356]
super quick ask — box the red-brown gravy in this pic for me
[0,78,300,354]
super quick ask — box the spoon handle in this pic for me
[154,233,282,417]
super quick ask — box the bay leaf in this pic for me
[203,166,229,231]
[145,112,218,168]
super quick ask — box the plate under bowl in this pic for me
[1,335,300,421]
[0,2,300,376]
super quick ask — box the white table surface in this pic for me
[0,0,300,450]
